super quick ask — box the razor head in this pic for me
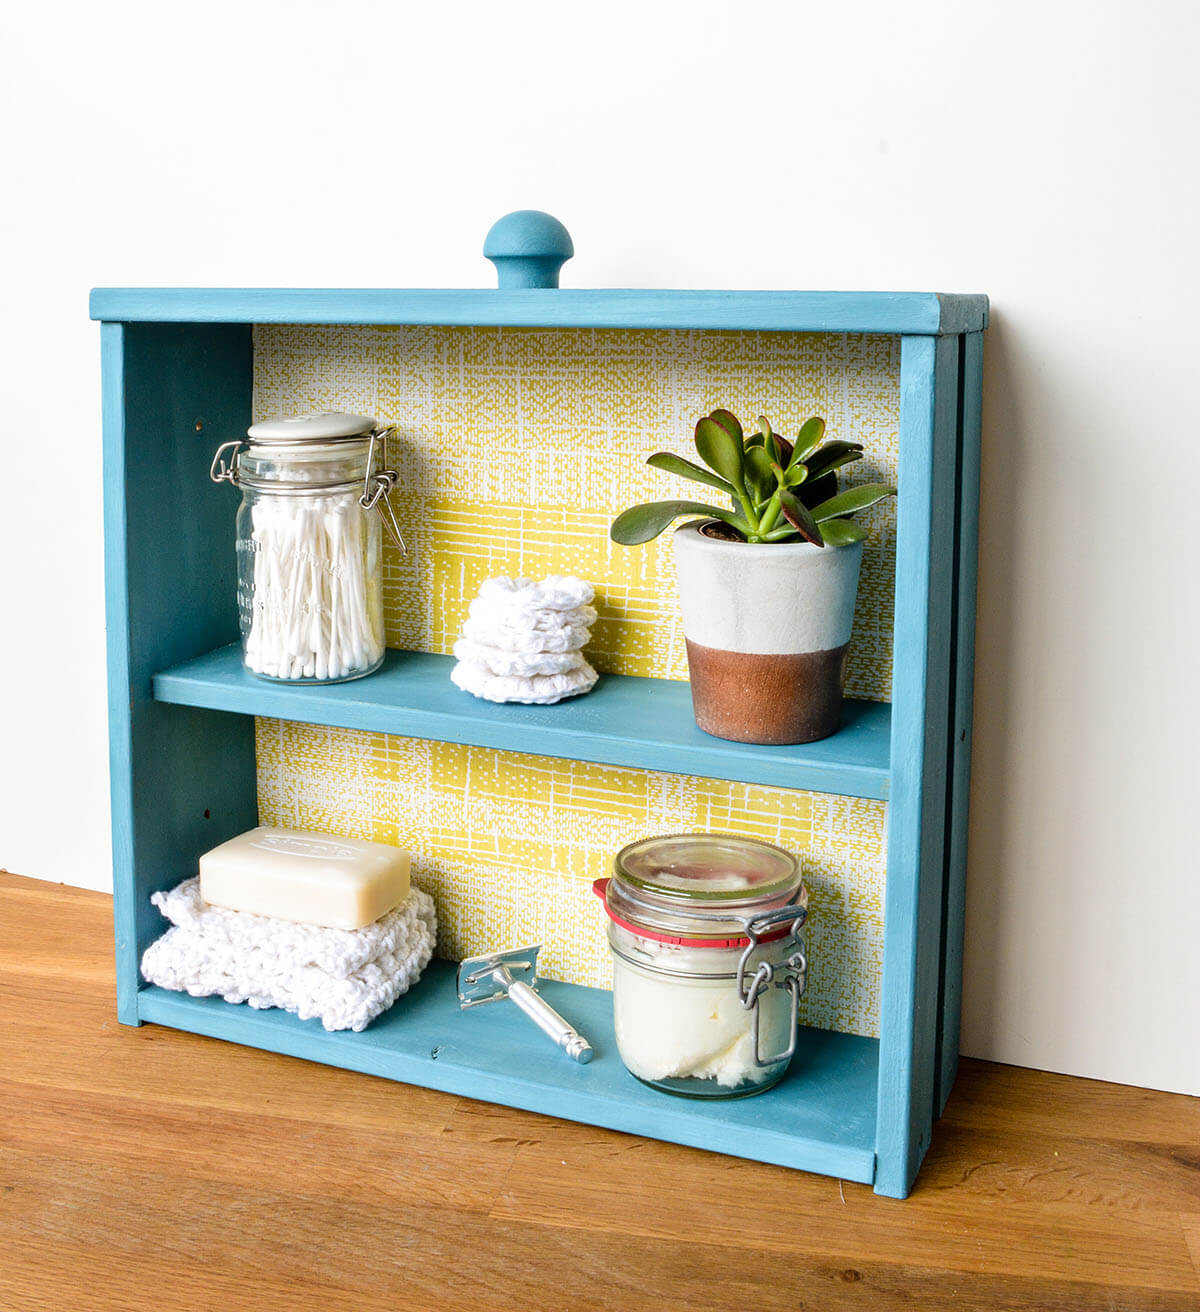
[456,944,542,1008]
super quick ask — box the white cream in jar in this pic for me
[597,834,808,1099]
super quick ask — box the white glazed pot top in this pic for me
[672,521,863,655]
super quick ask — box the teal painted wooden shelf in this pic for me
[94,211,985,1199]
[89,287,988,335]
[153,645,892,799]
[137,961,880,1182]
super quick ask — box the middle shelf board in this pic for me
[153,645,892,799]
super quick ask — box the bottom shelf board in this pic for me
[136,960,879,1184]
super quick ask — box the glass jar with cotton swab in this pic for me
[210,413,405,683]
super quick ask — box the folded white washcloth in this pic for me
[140,877,437,1032]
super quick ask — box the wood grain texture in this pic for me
[2,871,1196,1312]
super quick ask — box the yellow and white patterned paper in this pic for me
[252,326,898,1037]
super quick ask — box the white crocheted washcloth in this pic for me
[140,878,437,1033]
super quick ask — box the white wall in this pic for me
[1,0,1195,1095]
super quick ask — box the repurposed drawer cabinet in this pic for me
[92,214,986,1198]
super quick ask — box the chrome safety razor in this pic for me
[456,945,593,1064]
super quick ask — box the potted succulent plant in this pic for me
[611,410,893,745]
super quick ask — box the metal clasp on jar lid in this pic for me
[209,439,244,485]
[358,425,406,556]
[736,903,809,1069]
[209,415,407,557]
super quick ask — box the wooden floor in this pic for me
[1,872,1196,1311]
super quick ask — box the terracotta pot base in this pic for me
[684,639,850,745]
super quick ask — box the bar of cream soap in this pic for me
[199,827,411,930]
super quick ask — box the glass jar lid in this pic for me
[246,413,377,444]
[601,833,804,945]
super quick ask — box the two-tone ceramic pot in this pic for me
[672,521,863,745]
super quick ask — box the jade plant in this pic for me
[610,410,894,547]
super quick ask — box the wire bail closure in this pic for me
[209,425,407,557]
[359,426,407,557]
[209,440,242,485]
[735,903,809,1069]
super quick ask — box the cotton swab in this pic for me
[243,491,383,682]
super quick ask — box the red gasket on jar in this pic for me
[592,878,794,950]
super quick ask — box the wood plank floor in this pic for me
[1,870,1196,1311]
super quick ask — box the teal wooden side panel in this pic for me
[101,322,259,1023]
[935,331,984,1112]
[89,287,988,335]
[152,645,892,800]
[875,333,961,1197]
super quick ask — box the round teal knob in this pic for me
[483,210,574,289]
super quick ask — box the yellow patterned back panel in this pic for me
[252,326,898,1037]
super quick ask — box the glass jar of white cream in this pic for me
[595,833,808,1099]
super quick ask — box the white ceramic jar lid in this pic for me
[246,413,376,443]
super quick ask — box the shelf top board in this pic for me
[153,644,892,800]
[136,961,880,1182]
[90,287,988,335]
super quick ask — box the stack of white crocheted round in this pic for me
[451,575,599,704]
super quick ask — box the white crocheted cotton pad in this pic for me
[460,616,592,653]
[450,658,598,704]
[467,599,598,631]
[477,575,595,610]
[452,639,587,677]
[140,878,437,1033]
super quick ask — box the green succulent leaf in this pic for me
[707,409,744,443]
[743,444,777,501]
[744,433,765,449]
[784,462,808,488]
[695,415,746,487]
[818,517,869,546]
[804,440,864,480]
[808,453,865,484]
[810,482,895,523]
[611,500,747,545]
[790,417,826,466]
[646,451,736,497]
[778,489,825,547]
